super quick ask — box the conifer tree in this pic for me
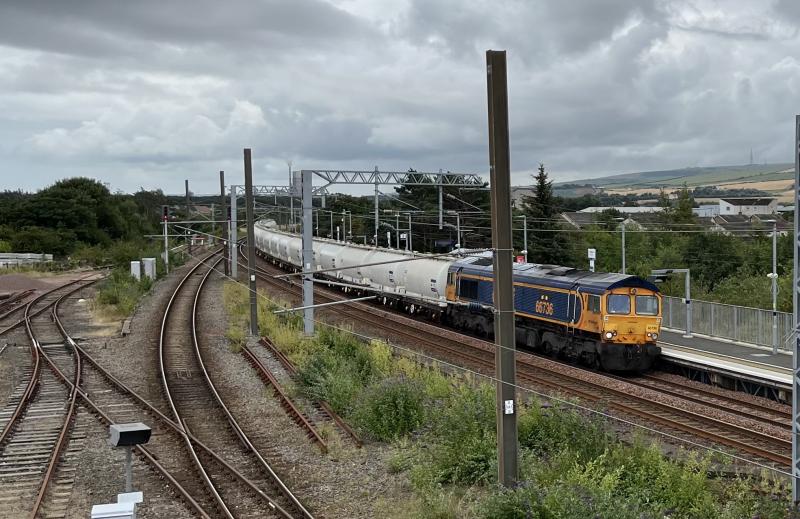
[522,164,568,264]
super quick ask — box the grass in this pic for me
[222,280,795,519]
[94,269,153,319]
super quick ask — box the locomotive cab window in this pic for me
[635,295,659,315]
[606,294,630,314]
[587,294,601,313]
[459,279,479,300]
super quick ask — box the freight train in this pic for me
[253,220,662,371]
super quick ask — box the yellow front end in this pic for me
[601,288,662,345]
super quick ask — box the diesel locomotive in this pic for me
[253,221,662,371]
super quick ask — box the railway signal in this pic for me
[108,423,151,493]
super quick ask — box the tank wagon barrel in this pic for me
[253,220,662,372]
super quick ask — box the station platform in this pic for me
[656,328,792,400]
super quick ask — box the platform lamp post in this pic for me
[447,210,462,250]
[516,215,528,262]
[764,219,779,354]
[650,269,692,338]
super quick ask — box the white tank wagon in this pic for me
[252,220,454,314]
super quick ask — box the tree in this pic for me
[671,183,695,225]
[521,164,570,265]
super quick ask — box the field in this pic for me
[560,163,794,199]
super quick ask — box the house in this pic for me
[577,206,664,214]
[560,212,603,229]
[694,204,720,217]
[711,214,790,236]
[621,214,716,231]
[718,198,777,216]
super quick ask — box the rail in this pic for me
[160,253,312,518]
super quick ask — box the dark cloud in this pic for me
[0,1,371,58]
[0,0,799,194]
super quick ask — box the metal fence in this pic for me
[662,296,794,351]
[0,253,53,269]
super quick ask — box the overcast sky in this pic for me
[1,0,800,195]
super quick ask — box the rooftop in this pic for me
[719,197,775,206]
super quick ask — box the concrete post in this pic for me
[438,173,443,230]
[244,149,258,336]
[621,220,626,275]
[288,161,294,231]
[486,49,518,487]
[301,170,314,336]
[230,186,238,278]
[374,173,380,246]
[220,171,228,276]
[185,179,192,255]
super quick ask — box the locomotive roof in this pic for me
[452,257,659,294]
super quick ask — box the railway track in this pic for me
[257,338,363,449]
[620,373,791,431]
[0,277,95,337]
[240,344,330,453]
[159,253,313,518]
[0,256,320,517]
[0,276,98,518]
[20,257,317,517]
[242,247,792,468]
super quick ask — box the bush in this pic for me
[96,268,153,317]
[413,382,497,487]
[354,377,424,441]
[517,398,611,463]
[480,480,650,519]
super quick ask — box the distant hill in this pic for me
[559,163,794,190]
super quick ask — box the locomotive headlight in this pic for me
[604,331,614,340]
[651,333,658,340]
